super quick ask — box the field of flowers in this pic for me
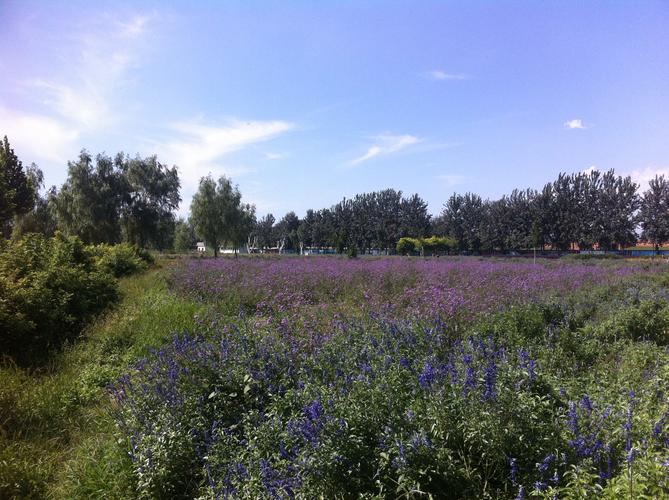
[112,256,669,498]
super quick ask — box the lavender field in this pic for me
[106,256,669,498]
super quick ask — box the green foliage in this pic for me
[421,235,455,254]
[53,150,180,249]
[0,233,119,362]
[173,218,197,253]
[396,236,418,255]
[190,175,255,258]
[0,236,151,364]
[396,236,455,255]
[89,243,154,278]
[639,175,669,249]
[347,243,358,258]
[0,136,36,237]
[596,299,669,344]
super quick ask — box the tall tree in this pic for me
[639,175,669,252]
[254,214,276,250]
[12,165,58,238]
[227,203,256,256]
[0,136,36,237]
[118,153,181,249]
[274,211,300,251]
[190,175,244,258]
[174,218,197,253]
[55,151,125,244]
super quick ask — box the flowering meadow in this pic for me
[111,256,669,498]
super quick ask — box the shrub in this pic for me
[597,299,669,344]
[396,237,419,255]
[89,243,154,278]
[0,233,119,363]
[396,236,456,256]
[422,235,456,255]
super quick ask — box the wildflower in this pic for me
[418,362,437,390]
[538,453,556,474]
[483,359,497,401]
[509,457,519,485]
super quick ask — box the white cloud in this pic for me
[564,119,587,130]
[579,165,669,193]
[2,12,152,170]
[0,106,80,164]
[436,174,465,187]
[264,152,285,160]
[350,134,421,165]
[118,14,151,39]
[628,166,669,192]
[157,119,294,191]
[424,70,469,81]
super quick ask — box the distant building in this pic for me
[196,242,206,252]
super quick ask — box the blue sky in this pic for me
[1,1,668,218]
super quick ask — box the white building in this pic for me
[196,242,206,252]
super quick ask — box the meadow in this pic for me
[3,254,669,498]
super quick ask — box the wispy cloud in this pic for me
[157,119,294,190]
[118,14,151,39]
[0,107,80,164]
[424,70,469,81]
[2,12,153,166]
[264,152,285,160]
[436,174,465,187]
[564,118,587,130]
[350,134,422,165]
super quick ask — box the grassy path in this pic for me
[0,264,202,499]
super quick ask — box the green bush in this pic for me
[89,243,153,278]
[397,236,456,256]
[396,237,419,255]
[422,235,456,255]
[596,299,669,344]
[0,233,119,363]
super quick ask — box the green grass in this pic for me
[0,262,204,499]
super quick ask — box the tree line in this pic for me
[1,137,180,249]
[433,170,667,252]
[4,134,669,253]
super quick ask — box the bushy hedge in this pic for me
[0,234,119,362]
[396,236,457,255]
[89,243,154,278]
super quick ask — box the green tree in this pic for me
[55,151,125,244]
[174,218,197,253]
[639,175,669,252]
[190,175,245,258]
[118,154,181,249]
[227,203,256,256]
[0,136,36,237]
[12,165,58,238]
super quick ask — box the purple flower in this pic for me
[538,453,556,474]
[483,359,497,401]
[509,457,519,485]
[418,362,438,390]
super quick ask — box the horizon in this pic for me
[2,0,668,218]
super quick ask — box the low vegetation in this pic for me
[6,255,669,498]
